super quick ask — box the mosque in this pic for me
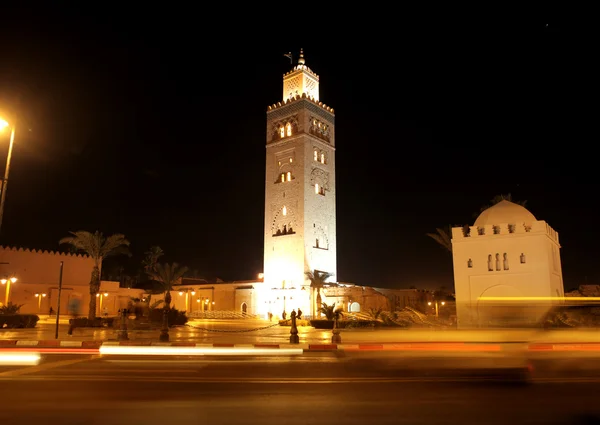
[1,52,566,323]
[1,51,420,318]
[451,200,565,327]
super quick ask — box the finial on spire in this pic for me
[298,48,305,65]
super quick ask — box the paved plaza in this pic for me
[0,316,538,345]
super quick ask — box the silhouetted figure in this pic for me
[282,311,287,320]
[297,308,302,320]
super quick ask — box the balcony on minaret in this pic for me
[275,172,294,184]
[314,183,325,196]
[273,225,295,237]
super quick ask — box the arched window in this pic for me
[503,253,509,270]
[286,171,291,181]
[320,153,325,164]
[286,123,292,136]
[282,206,287,216]
[280,173,285,183]
[495,253,501,271]
[314,150,318,161]
[280,127,285,138]
[488,255,493,271]
[315,183,319,194]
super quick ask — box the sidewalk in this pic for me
[1,318,538,346]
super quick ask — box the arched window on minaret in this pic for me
[286,123,292,136]
[488,255,493,271]
[286,172,292,181]
[280,126,285,138]
[320,153,326,164]
[314,150,318,161]
[503,253,509,270]
[495,253,501,271]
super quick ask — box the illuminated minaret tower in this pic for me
[263,49,337,317]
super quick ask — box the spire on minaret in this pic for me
[298,48,305,65]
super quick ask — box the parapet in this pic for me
[0,245,90,259]
[267,93,334,114]
[451,220,559,244]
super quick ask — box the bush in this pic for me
[310,319,335,329]
[148,308,188,327]
[279,319,311,327]
[310,319,383,329]
[0,314,40,328]
[0,302,25,315]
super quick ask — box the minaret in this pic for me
[263,49,337,318]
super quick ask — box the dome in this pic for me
[474,200,536,226]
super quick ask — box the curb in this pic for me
[0,340,102,348]
[0,341,508,352]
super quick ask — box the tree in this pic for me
[318,302,343,321]
[367,306,384,320]
[146,262,189,310]
[141,246,164,274]
[59,231,131,320]
[426,225,453,253]
[305,270,334,318]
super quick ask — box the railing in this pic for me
[187,310,261,320]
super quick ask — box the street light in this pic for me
[34,293,47,311]
[96,292,109,315]
[0,117,17,238]
[428,300,445,317]
[1,276,17,305]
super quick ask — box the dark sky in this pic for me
[0,11,595,290]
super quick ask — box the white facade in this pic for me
[451,200,565,327]
[262,50,337,317]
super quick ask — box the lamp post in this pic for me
[96,292,108,315]
[1,277,17,305]
[34,293,47,311]
[428,301,445,317]
[0,118,16,238]
[179,289,196,313]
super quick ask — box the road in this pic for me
[1,351,600,425]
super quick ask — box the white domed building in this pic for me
[451,200,565,327]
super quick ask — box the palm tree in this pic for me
[59,231,131,320]
[367,306,384,321]
[426,225,453,253]
[141,245,164,274]
[318,302,343,321]
[305,270,334,318]
[146,262,189,310]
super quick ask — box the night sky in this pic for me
[0,11,594,290]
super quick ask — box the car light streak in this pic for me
[99,346,304,356]
[0,351,41,365]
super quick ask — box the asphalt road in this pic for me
[1,351,600,425]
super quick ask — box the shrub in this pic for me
[148,308,188,327]
[0,302,24,315]
[279,319,311,327]
[310,319,335,329]
[0,314,40,328]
